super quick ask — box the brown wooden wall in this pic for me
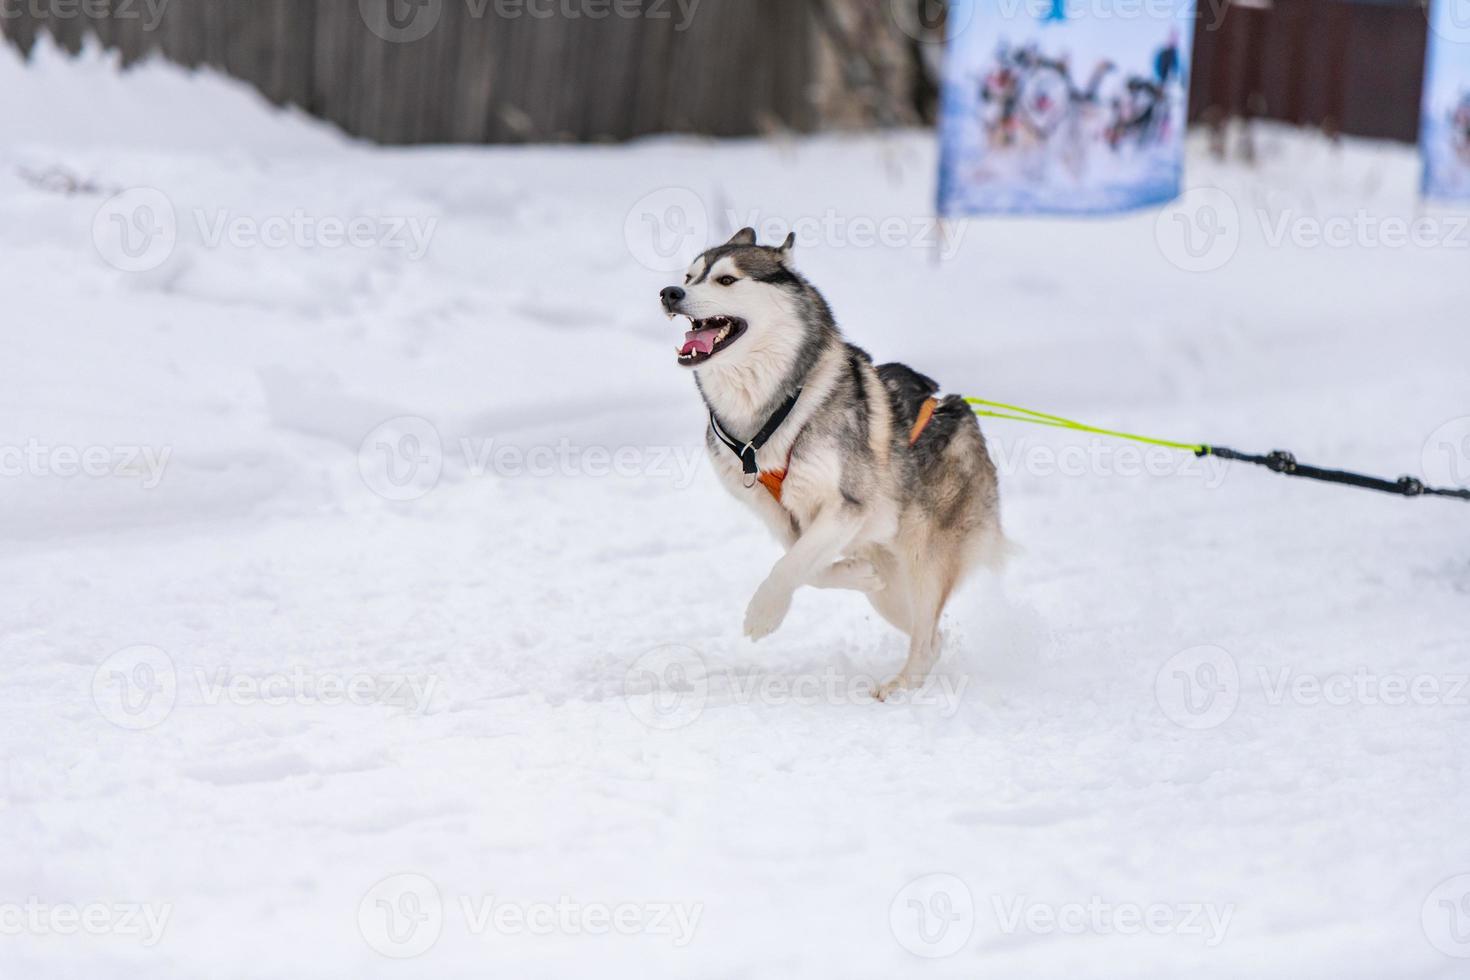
[1188,0,1429,143]
[0,0,827,143]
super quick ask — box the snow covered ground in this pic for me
[2,39,1469,980]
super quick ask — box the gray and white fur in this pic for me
[661,228,1004,699]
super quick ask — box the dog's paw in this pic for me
[743,581,792,641]
[873,675,913,702]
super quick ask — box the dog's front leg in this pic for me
[744,507,862,641]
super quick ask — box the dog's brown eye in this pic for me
[717,276,738,286]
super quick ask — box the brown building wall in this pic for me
[0,0,917,144]
[1188,0,1429,143]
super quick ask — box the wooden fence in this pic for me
[0,0,920,143]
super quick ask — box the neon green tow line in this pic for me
[963,397,1470,501]
[965,397,1208,455]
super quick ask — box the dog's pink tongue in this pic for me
[680,328,720,356]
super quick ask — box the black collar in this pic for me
[709,389,803,487]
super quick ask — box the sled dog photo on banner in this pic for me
[1420,0,1470,201]
[938,0,1196,216]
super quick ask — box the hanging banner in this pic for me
[938,0,1195,216]
[1421,0,1470,201]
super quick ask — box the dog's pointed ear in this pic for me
[725,227,757,247]
[778,232,796,263]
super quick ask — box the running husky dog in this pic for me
[660,228,1004,699]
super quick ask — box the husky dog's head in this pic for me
[659,228,834,374]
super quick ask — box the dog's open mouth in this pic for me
[676,316,747,367]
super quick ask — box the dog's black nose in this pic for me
[660,286,686,308]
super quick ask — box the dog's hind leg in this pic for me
[861,550,910,633]
[874,548,957,701]
[863,582,909,633]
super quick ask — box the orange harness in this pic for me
[758,397,938,504]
